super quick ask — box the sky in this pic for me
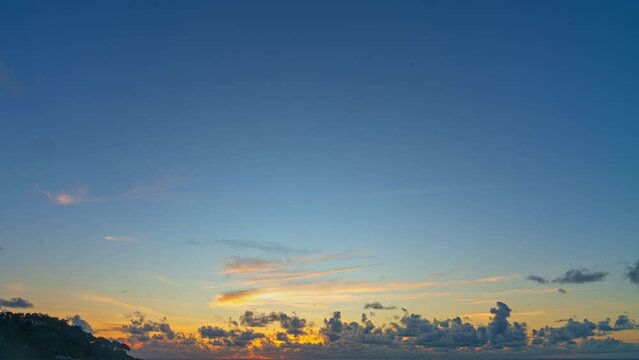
[1,0,639,358]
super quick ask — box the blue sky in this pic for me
[1,1,639,358]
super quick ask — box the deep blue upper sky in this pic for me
[0,0,638,338]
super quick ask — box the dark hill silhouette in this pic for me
[0,310,139,360]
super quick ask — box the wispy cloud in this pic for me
[212,281,426,307]
[223,257,284,275]
[244,266,366,285]
[211,275,518,307]
[215,239,310,254]
[151,275,175,285]
[0,59,23,93]
[36,185,88,205]
[104,235,137,242]
[80,293,161,316]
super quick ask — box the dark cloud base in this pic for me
[119,302,639,359]
[0,297,34,309]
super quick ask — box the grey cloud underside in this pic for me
[626,259,639,287]
[526,275,549,284]
[533,315,638,346]
[553,269,609,284]
[0,297,34,308]
[122,312,177,343]
[322,302,524,349]
[198,326,265,347]
[364,302,397,310]
[239,310,307,335]
[126,302,639,358]
[196,310,308,348]
[526,268,609,285]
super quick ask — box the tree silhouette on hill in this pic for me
[0,310,139,359]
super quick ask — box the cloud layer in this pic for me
[122,302,639,359]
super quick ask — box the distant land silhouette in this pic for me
[0,310,138,360]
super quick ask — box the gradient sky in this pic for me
[1,1,638,358]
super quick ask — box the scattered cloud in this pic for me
[553,269,609,284]
[239,310,308,335]
[364,302,397,310]
[0,297,34,308]
[527,269,609,286]
[597,315,638,332]
[114,303,639,359]
[122,312,178,344]
[625,259,639,287]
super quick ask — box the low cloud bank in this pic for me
[121,302,639,359]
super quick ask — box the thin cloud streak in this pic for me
[36,185,88,205]
[80,293,161,316]
[104,235,137,242]
[211,275,519,307]
[244,266,367,285]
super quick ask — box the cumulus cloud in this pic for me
[197,325,265,347]
[198,326,230,339]
[122,312,177,343]
[553,269,609,284]
[239,310,308,335]
[319,301,527,349]
[364,302,397,310]
[526,275,549,284]
[0,297,34,308]
[625,259,639,287]
[122,302,639,359]
[486,302,527,348]
[67,315,94,333]
[597,315,638,332]
[532,318,597,345]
